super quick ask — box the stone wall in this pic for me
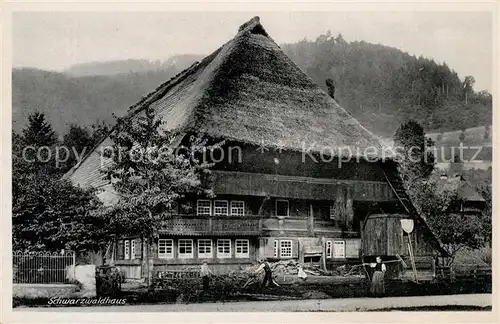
[13,284,79,298]
[14,264,97,299]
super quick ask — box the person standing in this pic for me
[370,256,386,297]
[200,261,213,290]
[255,259,274,288]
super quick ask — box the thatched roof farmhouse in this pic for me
[65,16,446,281]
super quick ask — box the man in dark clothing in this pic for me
[255,259,274,288]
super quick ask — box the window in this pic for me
[333,240,345,258]
[131,240,136,259]
[217,239,231,258]
[235,239,249,258]
[329,205,335,220]
[158,239,173,259]
[214,200,229,216]
[280,240,292,258]
[124,240,130,260]
[178,239,194,258]
[197,200,211,216]
[326,241,332,258]
[276,200,289,217]
[198,239,213,258]
[273,240,278,257]
[231,201,245,216]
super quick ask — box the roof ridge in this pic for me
[238,16,261,32]
[236,16,269,38]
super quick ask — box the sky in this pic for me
[13,11,493,91]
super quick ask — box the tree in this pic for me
[61,124,96,172]
[13,112,108,254]
[102,105,222,284]
[22,112,58,147]
[20,112,60,175]
[335,33,347,45]
[462,76,475,104]
[412,179,485,265]
[90,120,111,144]
[12,174,108,253]
[393,120,435,184]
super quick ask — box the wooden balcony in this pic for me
[159,215,360,238]
[160,215,263,236]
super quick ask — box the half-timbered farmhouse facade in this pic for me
[65,17,447,281]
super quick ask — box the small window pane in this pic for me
[158,239,173,259]
[231,201,245,216]
[124,240,130,260]
[178,239,193,258]
[329,205,335,220]
[217,239,231,258]
[326,241,332,258]
[131,240,136,259]
[280,240,292,258]
[273,240,278,257]
[198,239,213,258]
[235,239,249,258]
[214,200,229,216]
[333,241,345,258]
[197,200,211,216]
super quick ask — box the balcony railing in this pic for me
[159,215,360,237]
[160,215,263,236]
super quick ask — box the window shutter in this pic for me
[262,238,275,258]
[292,240,299,258]
[117,240,124,260]
[135,238,142,259]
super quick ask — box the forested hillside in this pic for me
[13,67,183,135]
[282,32,492,136]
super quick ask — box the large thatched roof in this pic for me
[67,16,382,191]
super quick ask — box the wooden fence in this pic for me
[436,264,491,282]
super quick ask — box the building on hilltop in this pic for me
[65,16,447,282]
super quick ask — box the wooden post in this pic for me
[407,236,418,283]
[321,236,327,272]
[432,256,436,278]
[72,251,76,279]
[148,240,154,288]
[308,204,314,236]
[258,196,269,216]
[110,237,116,266]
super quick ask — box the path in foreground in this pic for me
[21,294,491,312]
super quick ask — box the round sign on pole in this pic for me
[401,219,414,234]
